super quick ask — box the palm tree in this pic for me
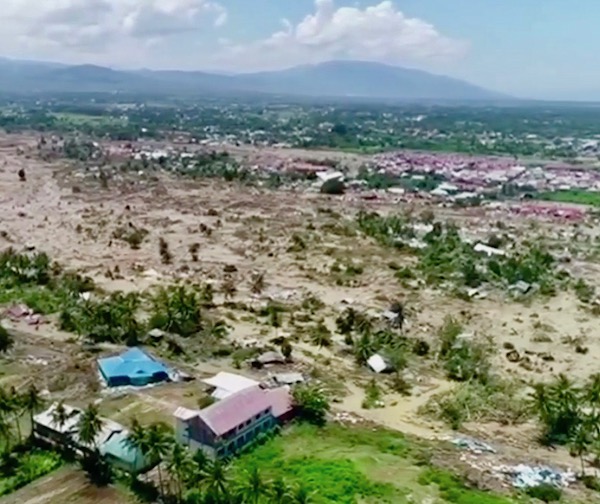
[201,319,229,340]
[203,459,230,503]
[292,384,330,426]
[8,387,23,443]
[78,403,103,450]
[124,418,151,478]
[0,416,14,452]
[250,271,266,295]
[585,374,600,412]
[0,325,13,353]
[51,401,71,432]
[353,331,374,366]
[310,321,332,348]
[0,388,20,444]
[570,422,592,476]
[291,483,312,504]
[270,475,292,504]
[22,383,44,441]
[236,466,269,504]
[167,442,193,503]
[187,448,210,487]
[145,422,173,498]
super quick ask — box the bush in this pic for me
[320,179,345,195]
[292,384,330,426]
[419,468,514,504]
[525,483,562,502]
[0,450,62,497]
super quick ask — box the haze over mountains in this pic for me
[0,58,505,101]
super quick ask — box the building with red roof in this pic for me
[174,383,294,458]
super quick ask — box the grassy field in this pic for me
[230,423,522,504]
[536,189,600,207]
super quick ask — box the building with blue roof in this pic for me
[98,347,170,387]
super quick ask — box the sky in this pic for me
[0,0,598,100]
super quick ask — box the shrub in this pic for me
[525,484,562,502]
[0,450,62,497]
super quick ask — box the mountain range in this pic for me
[0,58,506,101]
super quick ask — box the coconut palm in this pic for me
[203,459,230,503]
[236,465,269,504]
[51,401,71,432]
[0,416,14,452]
[0,325,13,353]
[167,442,193,503]
[0,388,19,444]
[291,483,312,504]
[145,422,173,497]
[310,321,332,348]
[124,418,151,479]
[78,403,103,450]
[585,374,600,412]
[570,422,593,476]
[270,475,292,504]
[292,384,330,426]
[250,271,266,295]
[353,331,374,366]
[201,319,229,340]
[22,383,44,441]
[187,447,210,487]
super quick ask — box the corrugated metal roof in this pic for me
[174,406,197,421]
[265,387,293,418]
[199,386,271,437]
[98,347,168,380]
[202,372,259,399]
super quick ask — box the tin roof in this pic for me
[199,386,272,437]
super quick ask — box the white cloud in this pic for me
[0,0,464,71]
[1,0,227,59]
[213,0,468,71]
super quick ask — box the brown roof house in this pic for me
[174,385,293,458]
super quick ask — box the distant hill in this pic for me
[0,58,507,101]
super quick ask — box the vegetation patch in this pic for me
[0,449,62,497]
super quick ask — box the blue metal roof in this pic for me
[98,347,169,381]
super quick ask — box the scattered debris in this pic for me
[506,350,521,363]
[495,464,576,489]
[273,372,304,386]
[367,354,389,374]
[452,436,496,454]
[252,351,286,367]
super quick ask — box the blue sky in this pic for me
[1,0,598,100]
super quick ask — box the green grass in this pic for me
[0,283,71,314]
[0,449,63,497]
[419,468,516,504]
[536,189,600,207]
[230,423,529,504]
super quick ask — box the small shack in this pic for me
[98,347,170,387]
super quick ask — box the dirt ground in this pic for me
[2,132,600,497]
